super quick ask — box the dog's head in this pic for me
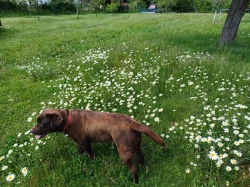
[30,108,65,140]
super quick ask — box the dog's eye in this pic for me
[37,117,42,123]
[37,118,43,127]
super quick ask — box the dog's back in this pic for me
[69,110,165,147]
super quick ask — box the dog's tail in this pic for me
[132,121,165,147]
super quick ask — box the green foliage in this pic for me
[0,0,27,14]
[155,0,233,13]
[156,0,176,12]
[25,0,40,17]
[171,0,195,12]
[211,0,232,9]
[50,0,75,15]
[106,1,120,13]
[0,0,236,14]
[88,0,105,12]
[194,0,213,12]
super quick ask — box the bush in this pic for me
[0,1,17,12]
[106,1,120,13]
[171,0,196,13]
[194,0,213,12]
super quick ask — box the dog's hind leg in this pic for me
[125,158,139,183]
[134,133,144,166]
[117,145,138,183]
[137,144,144,166]
[113,134,139,183]
[78,142,95,159]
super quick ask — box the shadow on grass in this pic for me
[0,25,18,39]
[135,21,250,64]
[164,31,250,63]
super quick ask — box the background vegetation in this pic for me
[0,0,233,16]
[0,13,250,186]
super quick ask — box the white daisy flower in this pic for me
[2,166,8,171]
[27,117,32,123]
[208,150,218,160]
[226,166,232,172]
[185,168,190,173]
[154,117,160,122]
[6,173,15,182]
[21,167,28,176]
[230,159,237,165]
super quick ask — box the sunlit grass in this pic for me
[0,13,250,186]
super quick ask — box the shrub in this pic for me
[106,1,120,13]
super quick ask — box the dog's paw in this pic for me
[162,145,167,150]
[89,153,96,159]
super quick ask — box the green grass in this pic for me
[0,13,250,186]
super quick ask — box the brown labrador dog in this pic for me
[30,108,165,183]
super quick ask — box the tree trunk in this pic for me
[76,6,79,19]
[36,0,40,20]
[220,0,249,45]
[76,0,79,19]
[36,6,40,20]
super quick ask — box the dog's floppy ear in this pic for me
[47,113,63,127]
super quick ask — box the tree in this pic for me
[156,0,176,12]
[26,0,41,20]
[89,0,105,16]
[211,0,231,9]
[74,0,79,18]
[106,0,119,13]
[220,0,249,45]
[172,0,195,12]
[194,0,213,12]
[50,0,75,15]
[35,0,41,20]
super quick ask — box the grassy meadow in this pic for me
[0,13,250,186]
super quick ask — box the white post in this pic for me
[219,9,222,22]
[213,11,217,23]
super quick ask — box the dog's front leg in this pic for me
[78,142,95,159]
[77,145,86,155]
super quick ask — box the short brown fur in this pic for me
[30,108,165,183]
